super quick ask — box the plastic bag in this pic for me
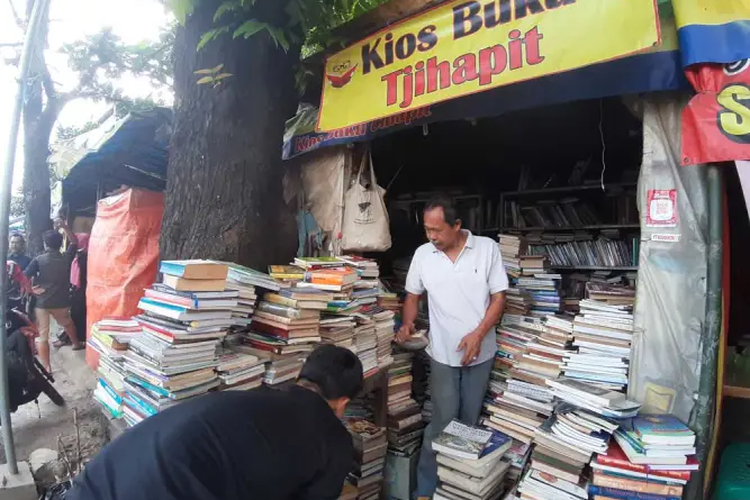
[341,150,392,252]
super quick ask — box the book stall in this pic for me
[267,0,750,495]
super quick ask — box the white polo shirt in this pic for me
[405,231,509,367]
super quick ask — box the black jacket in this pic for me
[68,386,353,500]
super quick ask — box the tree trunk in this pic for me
[160,0,298,269]
[23,105,57,256]
[22,0,54,256]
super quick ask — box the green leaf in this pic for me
[197,27,228,51]
[170,0,196,25]
[268,27,290,52]
[233,19,267,39]
[194,64,224,75]
[213,1,237,23]
[213,72,233,81]
[196,76,215,84]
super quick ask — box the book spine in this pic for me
[587,485,680,500]
[593,473,683,496]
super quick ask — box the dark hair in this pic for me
[43,230,63,251]
[424,195,459,225]
[299,345,363,400]
[9,233,24,242]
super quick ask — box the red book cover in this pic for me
[251,321,292,338]
[595,441,692,482]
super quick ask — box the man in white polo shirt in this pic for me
[397,195,508,499]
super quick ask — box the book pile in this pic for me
[517,402,619,500]
[354,318,379,376]
[413,350,432,424]
[245,288,330,386]
[224,265,262,329]
[89,318,142,419]
[516,274,562,317]
[123,260,233,426]
[567,298,633,391]
[216,350,266,390]
[529,236,637,268]
[386,351,424,456]
[499,234,530,315]
[373,308,396,368]
[432,420,513,500]
[512,379,641,500]
[346,419,388,500]
[485,316,557,445]
[319,315,356,350]
[377,292,401,313]
[592,415,698,500]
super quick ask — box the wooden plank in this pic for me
[723,384,750,399]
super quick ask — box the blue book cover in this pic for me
[126,374,170,398]
[139,297,189,313]
[97,378,122,404]
[588,485,680,500]
[159,261,190,277]
[633,415,691,437]
[480,428,512,457]
[124,393,158,417]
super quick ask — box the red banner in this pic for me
[682,60,750,166]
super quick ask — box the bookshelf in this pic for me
[498,183,640,272]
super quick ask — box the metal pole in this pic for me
[0,0,50,474]
[686,164,723,500]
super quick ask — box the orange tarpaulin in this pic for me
[85,188,163,369]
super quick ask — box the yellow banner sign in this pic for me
[317,0,661,131]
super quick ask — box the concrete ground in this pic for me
[0,344,106,470]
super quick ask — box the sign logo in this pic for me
[326,62,358,88]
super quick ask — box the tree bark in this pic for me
[22,0,54,256]
[160,0,298,269]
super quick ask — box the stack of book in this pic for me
[377,292,401,313]
[519,255,550,276]
[432,420,513,500]
[386,351,424,456]
[517,274,562,317]
[341,255,380,282]
[244,287,331,386]
[498,234,526,278]
[373,308,396,368]
[485,317,557,445]
[518,402,619,500]
[592,416,698,500]
[122,260,233,426]
[216,350,266,390]
[319,315,356,350]
[90,318,141,419]
[354,319,379,376]
[346,419,388,500]
[568,298,633,391]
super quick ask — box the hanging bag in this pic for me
[341,150,392,252]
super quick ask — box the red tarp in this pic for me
[85,188,163,369]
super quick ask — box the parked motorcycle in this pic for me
[4,261,64,412]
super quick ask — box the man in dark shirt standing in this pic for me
[8,233,31,270]
[24,227,83,371]
[67,344,362,500]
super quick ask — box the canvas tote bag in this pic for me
[341,150,392,252]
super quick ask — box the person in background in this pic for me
[8,233,31,270]
[56,233,90,346]
[24,225,83,371]
[396,195,508,500]
[66,345,363,500]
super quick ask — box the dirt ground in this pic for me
[0,344,107,468]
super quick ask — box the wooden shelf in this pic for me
[550,265,639,271]
[501,183,637,198]
[499,224,640,232]
[724,384,750,399]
